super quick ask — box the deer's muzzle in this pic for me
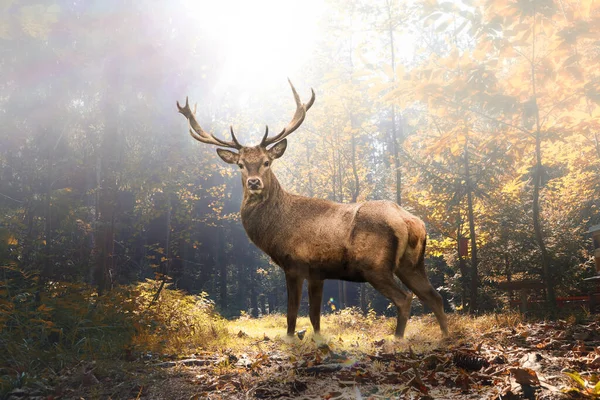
[247,178,263,191]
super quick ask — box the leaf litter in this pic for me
[15,315,600,399]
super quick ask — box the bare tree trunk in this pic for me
[216,228,227,311]
[530,11,556,307]
[93,62,120,296]
[505,255,513,301]
[464,130,479,314]
[350,125,360,204]
[533,136,556,305]
[37,151,53,302]
[21,203,35,268]
[360,285,367,313]
[250,266,258,317]
[165,191,172,277]
[94,183,116,296]
[390,105,402,206]
[457,230,467,310]
[466,186,478,313]
[331,144,338,202]
[386,0,402,205]
[306,141,314,197]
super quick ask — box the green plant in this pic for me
[563,371,600,398]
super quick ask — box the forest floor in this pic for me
[17,311,600,400]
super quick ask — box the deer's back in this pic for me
[244,196,425,281]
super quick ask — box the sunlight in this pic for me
[185,0,325,93]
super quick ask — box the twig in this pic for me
[0,192,23,203]
[150,278,167,306]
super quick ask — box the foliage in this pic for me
[564,370,600,398]
[0,272,225,397]
[126,280,226,354]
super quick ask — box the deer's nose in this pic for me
[247,178,262,190]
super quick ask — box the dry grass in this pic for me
[221,309,525,356]
[39,309,564,400]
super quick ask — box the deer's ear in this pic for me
[216,148,239,164]
[267,139,287,159]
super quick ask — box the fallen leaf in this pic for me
[509,367,540,386]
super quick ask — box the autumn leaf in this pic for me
[509,367,540,386]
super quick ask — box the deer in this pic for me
[177,80,449,338]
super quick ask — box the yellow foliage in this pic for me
[6,235,17,246]
[0,276,226,376]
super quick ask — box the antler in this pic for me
[260,79,315,147]
[177,97,242,149]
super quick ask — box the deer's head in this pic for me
[177,80,315,197]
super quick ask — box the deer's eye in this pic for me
[264,161,270,167]
[238,163,244,169]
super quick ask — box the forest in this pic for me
[1,0,600,399]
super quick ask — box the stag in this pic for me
[177,81,448,338]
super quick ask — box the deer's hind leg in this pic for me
[398,269,448,336]
[363,268,413,338]
[396,242,449,337]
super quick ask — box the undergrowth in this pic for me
[0,267,534,399]
[0,271,225,398]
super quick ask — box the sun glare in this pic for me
[187,0,325,93]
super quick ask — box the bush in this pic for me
[0,270,226,398]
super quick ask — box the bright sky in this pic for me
[185,0,326,94]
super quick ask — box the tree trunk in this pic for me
[532,139,556,306]
[37,155,53,303]
[390,105,402,206]
[466,190,478,314]
[505,255,513,300]
[306,141,314,197]
[93,62,120,296]
[250,268,258,317]
[457,229,467,310]
[164,191,172,278]
[216,228,227,311]
[387,0,402,205]
[530,12,556,307]
[360,285,367,313]
[21,203,35,269]
[464,131,479,314]
[94,184,116,296]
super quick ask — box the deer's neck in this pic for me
[240,173,289,253]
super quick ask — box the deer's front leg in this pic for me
[285,274,303,336]
[308,279,324,333]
